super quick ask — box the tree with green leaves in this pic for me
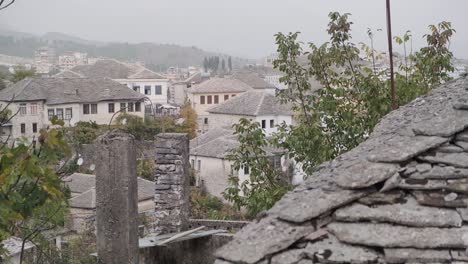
[11,67,35,83]
[223,119,291,217]
[0,116,72,263]
[224,11,456,214]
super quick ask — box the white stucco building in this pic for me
[206,89,294,136]
[187,78,253,133]
[57,59,170,107]
[190,128,290,199]
[0,77,145,143]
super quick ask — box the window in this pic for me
[191,159,195,168]
[120,103,126,112]
[144,85,151,95]
[261,120,266,129]
[270,119,274,128]
[56,108,64,120]
[65,108,73,120]
[214,95,219,104]
[244,165,250,175]
[231,94,236,97]
[48,109,55,120]
[108,103,115,113]
[20,123,25,134]
[133,86,140,93]
[200,96,205,104]
[128,102,134,112]
[207,95,212,104]
[83,104,90,115]
[91,104,97,114]
[19,104,27,115]
[204,118,208,125]
[197,160,201,171]
[32,123,37,133]
[135,102,141,112]
[155,85,162,95]
[30,103,38,115]
[224,95,229,101]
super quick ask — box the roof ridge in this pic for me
[253,91,266,116]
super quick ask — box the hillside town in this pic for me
[1,1,468,264]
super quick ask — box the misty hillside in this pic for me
[0,30,250,70]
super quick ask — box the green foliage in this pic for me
[137,159,155,181]
[34,229,97,264]
[0,120,71,259]
[72,121,100,145]
[224,12,456,215]
[272,12,455,175]
[191,188,245,220]
[179,103,198,139]
[11,67,35,83]
[223,119,291,218]
[115,113,190,140]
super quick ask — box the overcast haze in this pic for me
[1,0,467,59]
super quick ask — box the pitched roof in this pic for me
[0,77,145,105]
[63,173,96,194]
[128,68,166,79]
[3,237,35,256]
[189,78,253,94]
[68,175,155,209]
[207,90,293,116]
[66,59,166,80]
[216,75,468,264]
[190,127,283,159]
[232,73,277,89]
[54,70,85,78]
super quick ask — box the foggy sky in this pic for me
[1,0,467,59]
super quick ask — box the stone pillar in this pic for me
[154,133,190,234]
[95,130,139,264]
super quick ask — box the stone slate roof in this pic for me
[190,127,283,159]
[215,75,468,264]
[189,78,253,94]
[67,59,165,79]
[54,70,85,78]
[232,73,277,89]
[63,173,96,194]
[0,77,145,105]
[3,237,35,256]
[68,175,155,209]
[207,90,293,116]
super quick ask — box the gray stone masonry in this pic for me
[153,133,190,234]
[95,130,139,264]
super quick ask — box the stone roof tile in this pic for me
[207,90,293,117]
[0,77,145,105]
[216,75,468,264]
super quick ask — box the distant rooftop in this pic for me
[0,77,145,105]
[68,174,155,209]
[232,73,277,90]
[190,127,282,159]
[207,90,293,117]
[59,59,166,79]
[189,77,253,94]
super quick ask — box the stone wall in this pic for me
[153,133,190,234]
[139,234,233,264]
[188,219,250,232]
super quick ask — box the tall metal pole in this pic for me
[386,0,397,110]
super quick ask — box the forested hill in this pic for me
[0,31,250,70]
